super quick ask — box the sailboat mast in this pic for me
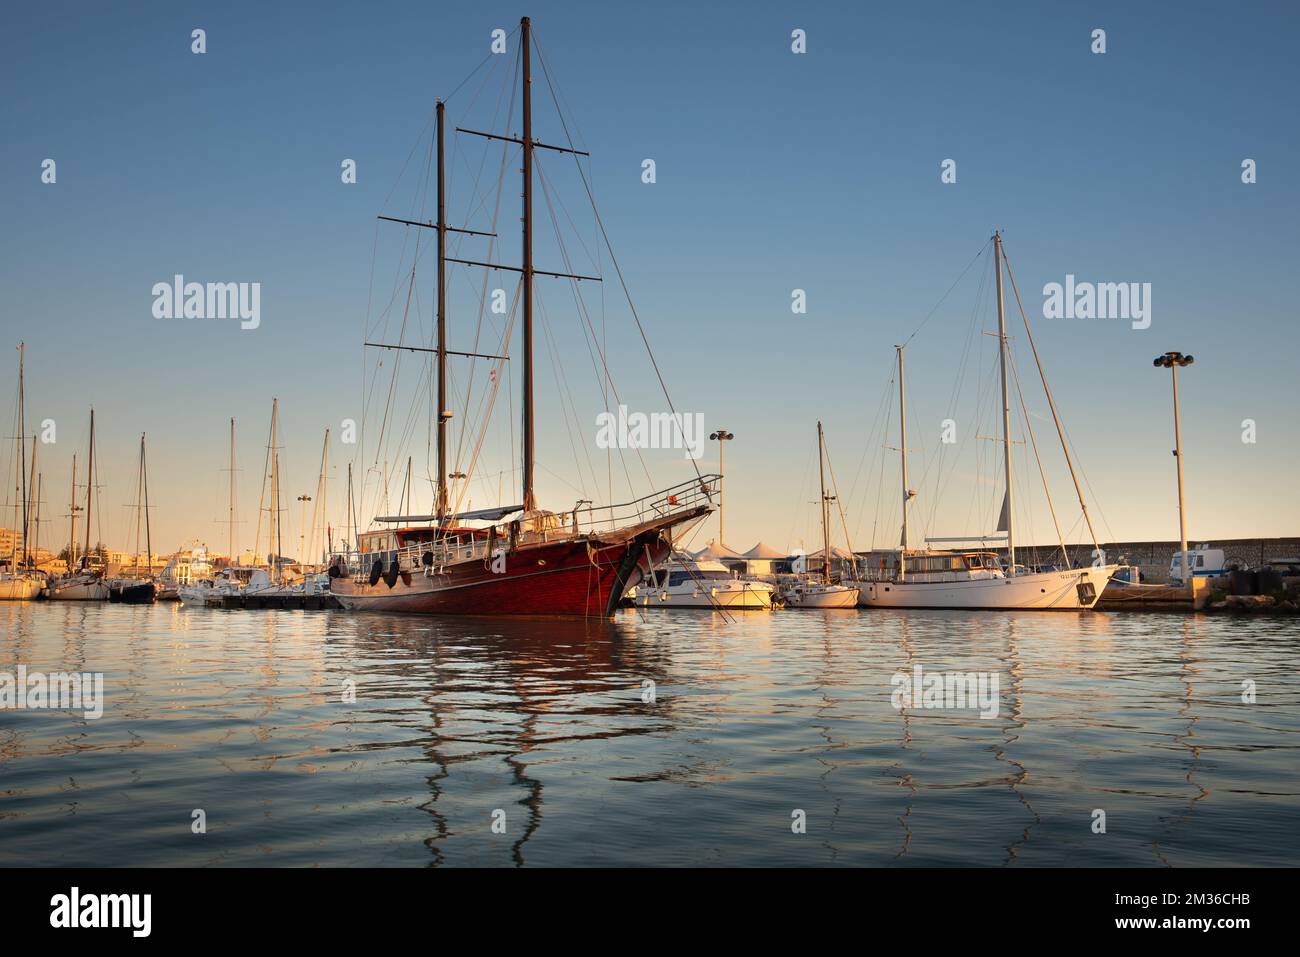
[68,453,78,572]
[817,421,831,583]
[269,399,279,583]
[993,232,1016,574]
[84,409,95,565]
[34,471,42,559]
[317,428,330,565]
[520,15,536,513]
[228,418,236,562]
[346,462,355,550]
[27,436,37,566]
[435,100,450,525]
[897,345,909,582]
[17,343,27,566]
[141,434,152,576]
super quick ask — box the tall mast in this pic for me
[316,428,330,565]
[28,439,38,564]
[346,462,355,550]
[269,399,280,582]
[897,345,909,582]
[26,435,37,566]
[520,15,536,512]
[993,232,1016,574]
[141,433,152,577]
[68,453,78,572]
[17,343,27,566]
[8,428,16,569]
[817,421,831,583]
[435,99,450,525]
[228,418,236,562]
[84,409,95,565]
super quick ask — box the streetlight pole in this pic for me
[709,430,734,545]
[1153,351,1194,585]
[297,494,312,566]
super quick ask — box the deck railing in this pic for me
[332,475,719,582]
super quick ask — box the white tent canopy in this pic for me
[743,542,787,560]
[807,545,854,560]
[692,540,744,561]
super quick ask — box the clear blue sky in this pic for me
[2,0,1297,557]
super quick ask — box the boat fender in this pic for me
[384,561,400,588]
[369,559,383,586]
[327,563,341,578]
[422,551,434,567]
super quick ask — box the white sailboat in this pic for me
[849,233,1116,611]
[1,343,45,601]
[48,408,109,600]
[781,422,859,608]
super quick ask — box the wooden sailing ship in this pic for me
[327,17,717,617]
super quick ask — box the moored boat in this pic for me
[630,554,777,609]
[47,570,109,601]
[847,234,1117,611]
[780,422,860,609]
[328,18,717,618]
[108,578,157,604]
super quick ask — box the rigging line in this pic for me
[534,152,599,271]
[1000,239,1101,551]
[821,430,856,558]
[449,45,516,254]
[452,55,518,481]
[959,287,1000,538]
[533,37,709,496]
[449,286,520,518]
[845,353,895,542]
[536,295,599,496]
[923,256,991,536]
[535,156,649,495]
[372,262,419,462]
[442,26,519,105]
[902,239,991,346]
[1008,346,1068,563]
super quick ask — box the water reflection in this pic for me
[0,603,1296,866]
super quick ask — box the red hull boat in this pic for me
[331,480,715,617]
[331,18,716,619]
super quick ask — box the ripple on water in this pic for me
[0,602,1297,866]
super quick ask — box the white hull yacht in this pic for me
[846,234,1116,611]
[630,556,776,609]
[856,551,1111,610]
[47,571,109,601]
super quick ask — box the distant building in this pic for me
[0,526,23,558]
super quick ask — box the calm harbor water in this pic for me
[1,602,1297,867]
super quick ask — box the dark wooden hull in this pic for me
[331,510,704,617]
[108,581,156,604]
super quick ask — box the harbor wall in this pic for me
[1051,538,1300,583]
